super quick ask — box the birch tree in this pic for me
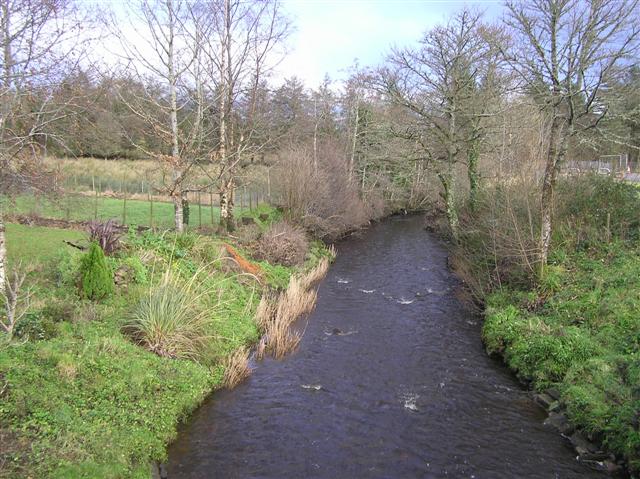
[194,0,289,232]
[504,0,640,274]
[0,0,90,292]
[115,0,196,232]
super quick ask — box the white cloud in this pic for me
[275,0,503,88]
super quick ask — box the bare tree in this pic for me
[193,0,290,232]
[0,0,91,291]
[504,0,640,273]
[380,9,497,240]
[114,0,199,232]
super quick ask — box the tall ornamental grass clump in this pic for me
[127,268,215,360]
[80,242,114,300]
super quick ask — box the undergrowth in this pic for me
[0,205,330,478]
[469,175,640,473]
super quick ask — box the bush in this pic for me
[52,249,82,288]
[80,242,114,301]
[555,174,640,246]
[253,221,309,267]
[87,219,122,256]
[13,312,57,341]
[275,144,371,239]
[126,268,213,360]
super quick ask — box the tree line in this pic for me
[1,0,640,292]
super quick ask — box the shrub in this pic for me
[254,221,309,267]
[13,312,57,341]
[52,249,82,288]
[275,144,371,239]
[87,219,122,256]
[121,256,148,285]
[126,268,213,360]
[80,242,114,301]
[555,174,640,246]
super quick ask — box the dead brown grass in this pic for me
[222,347,252,389]
[299,257,330,291]
[254,257,332,359]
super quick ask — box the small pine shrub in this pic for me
[80,242,114,301]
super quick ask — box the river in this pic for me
[167,216,607,479]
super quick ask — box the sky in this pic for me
[276,0,505,87]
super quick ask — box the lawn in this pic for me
[0,194,251,229]
[5,223,85,265]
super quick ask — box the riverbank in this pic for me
[167,215,605,478]
[483,242,640,474]
[452,175,640,476]
[0,208,332,478]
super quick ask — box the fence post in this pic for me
[94,189,98,220]
[209,190,214,226]
[149,191,154,229]
[198,191,202,228]
[122,189,127,225]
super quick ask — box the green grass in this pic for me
[5,223,85,265]
[483,242,640,472]
[0,215,321,478]
[1,194,252,229]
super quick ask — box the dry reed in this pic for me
[254,256,332,359]
[222,347,252,388]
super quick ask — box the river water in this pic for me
[167,216,607,479]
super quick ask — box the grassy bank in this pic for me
[0,209,331,478]
[0,194,244,229]
[483,243,640,471]
[457,175,640,473]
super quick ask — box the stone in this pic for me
[569,432,598,455]
[546,387,561,400]
[544,412,574,435]
[579,451,614,462]
[533,392,555,409]
[604,461,622,474]
[259,213,269,222]
[548,400,563,412]
[577,458,607,472]
[241,216,255,226]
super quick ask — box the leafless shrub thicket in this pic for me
[452,109,549,298]
[253,221,309,266]
[275,144,375,239]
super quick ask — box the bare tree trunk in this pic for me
[349,99,359,184]
[169,194,181,232]
[0,217,6,293]
[167,0,183,233]
[219,178,235,232]
[539,115,567,275]
[438,170,459,242]
[467,139,480,212]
